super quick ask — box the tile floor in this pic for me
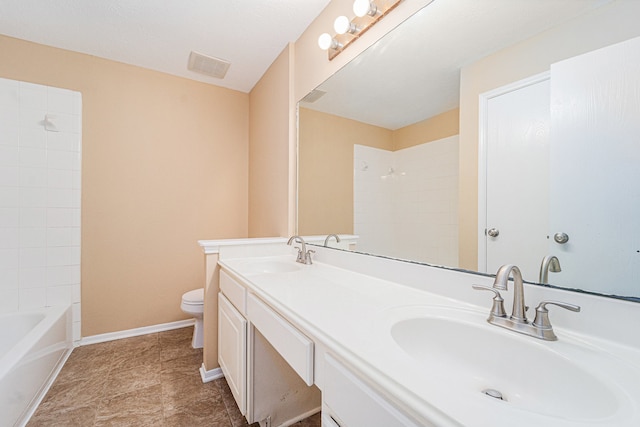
[28,326,321,426]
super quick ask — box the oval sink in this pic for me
[391,312,620,421]
[244,260,301,274]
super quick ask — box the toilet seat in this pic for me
[180,288,205,349]
[181,288,204,306]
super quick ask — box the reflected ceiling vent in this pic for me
[301,89,327,103]
[187,51,230,79]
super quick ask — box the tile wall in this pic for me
[354,136,459,266]
[0,77,82,340]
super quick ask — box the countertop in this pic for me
[218,254,640,427]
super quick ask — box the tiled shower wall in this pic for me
[0,77,81,340]
[354,135,459,267]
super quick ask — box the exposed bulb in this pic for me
[334,16,350,35]
[353,0,376,17]
[318,33,335,50]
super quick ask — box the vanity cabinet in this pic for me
[218,268,321,427]
[322,354,425,427]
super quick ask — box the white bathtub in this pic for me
[0,306,73,427]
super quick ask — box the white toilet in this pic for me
[180,288,204,349]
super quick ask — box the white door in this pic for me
[481,76,550,282]
[549,36,640,297]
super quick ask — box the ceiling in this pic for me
[0,0,331,93]
[302,0,610,130]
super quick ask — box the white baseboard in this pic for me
[79,319,195,346]
[280,407,322,427]
[200,363,224,383]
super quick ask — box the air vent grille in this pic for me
[301,89,327,103]
[188,51,230,79]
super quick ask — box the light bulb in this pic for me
[334,16,351,35]
[318,33,333,50]
[353,0,374,17]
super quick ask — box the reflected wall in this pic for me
[298,107,459,236]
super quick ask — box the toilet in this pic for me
[180,288,204,349]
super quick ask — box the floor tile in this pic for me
[160,352,204,380]
[39,373,106,412]
[110,341,161,372]
[104,362,161,399]
[95,384,164,427]
[27,405,97,427]
[55,343,114,384]
[164,394,231,426]
[161,372,220,413]
[27,326,320,426]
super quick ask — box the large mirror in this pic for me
[298,0,640,301]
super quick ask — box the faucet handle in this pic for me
[472,285,507,318]
[532,300,581,330]
[304,249,315,265]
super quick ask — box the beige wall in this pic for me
[0,35,249,337]
[248,44,294,238]
[392,108,459,150]
[297,108,392,235]
[457,0,640,271]
[298,107,459,235]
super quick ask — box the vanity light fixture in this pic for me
[353,0,378,17]
[318,0,403,60]
[318,33,343,51]
[334,15,358,35]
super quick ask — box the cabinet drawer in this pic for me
[323,354,424,427]
[247,293,314,386]
[220,269,247,315]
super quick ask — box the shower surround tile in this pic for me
[0,77,82,339]
[354,136,459,266]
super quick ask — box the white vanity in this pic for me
[200,238,640,427]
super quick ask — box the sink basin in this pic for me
[390,309,620,421]
[243,260,301,274]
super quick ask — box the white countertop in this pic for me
[218,253,640,427]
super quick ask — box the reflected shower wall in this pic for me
[354,135,459,266]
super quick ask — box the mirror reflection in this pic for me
[298,0,640,300]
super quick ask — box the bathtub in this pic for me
[0,306,73,427]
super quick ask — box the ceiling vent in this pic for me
[301,89,327,103]
[187,51,230,79]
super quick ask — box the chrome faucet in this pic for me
[473,264,580,341]
[324,234,341,247]
[539,255,561,284]
[287,235,314,265]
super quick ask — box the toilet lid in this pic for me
[182,288,204,304]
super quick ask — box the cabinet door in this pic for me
[218,293,247,415]
[323,354,426,427]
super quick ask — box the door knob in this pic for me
[553,232,569,244]
[487,228,500,237]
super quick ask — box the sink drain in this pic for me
[482,388,505,401]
